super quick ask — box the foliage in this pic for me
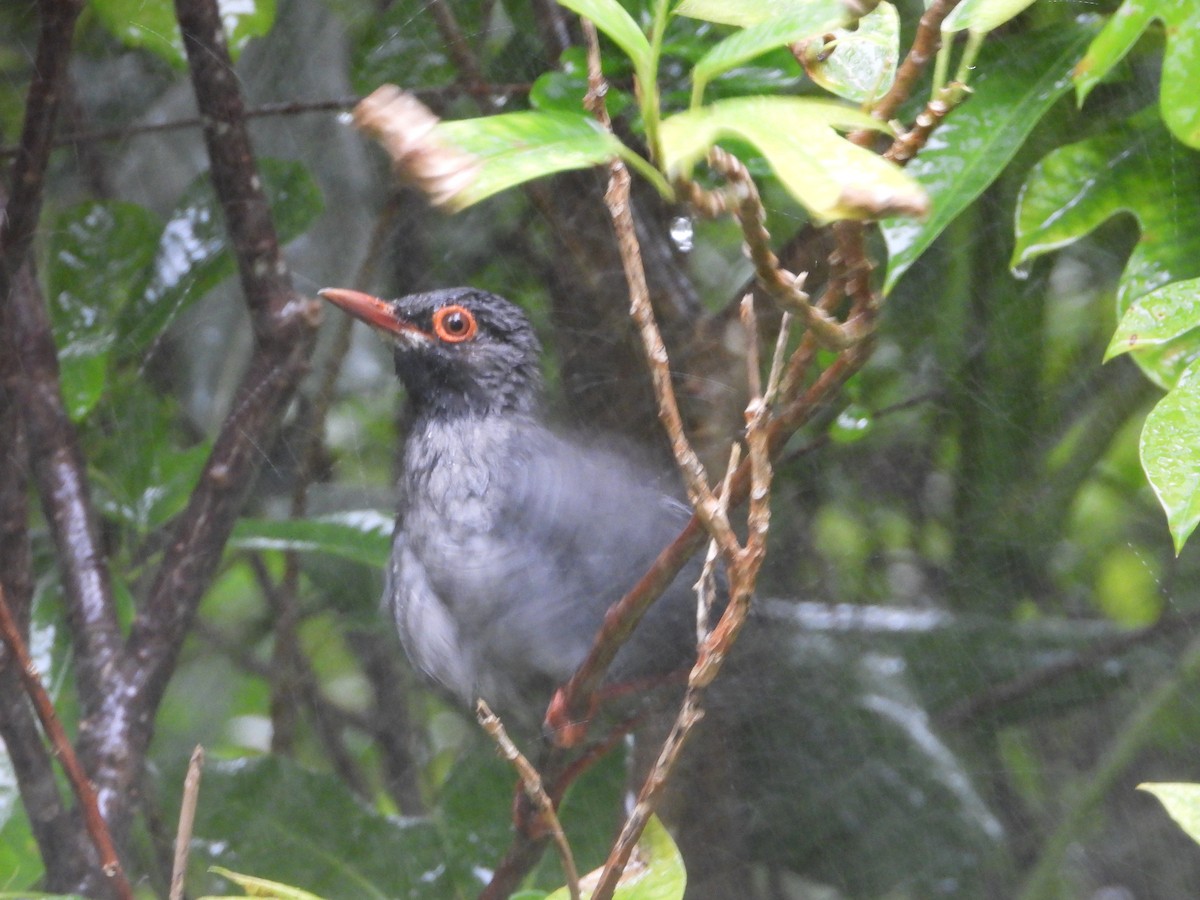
[3,0,1200,898]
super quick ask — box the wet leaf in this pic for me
[191,757,472,898]
[435,112,629,210]
[688,0,851,102]
[673,0,783,26]
[942,0,1038,35]
[1074,0,1200,148]
[47,201,160,420]
[1139,782,1200,845]
[1105,277,1200,362]
[1013,114,1200,387]
[230,511,392,568]
[661,97,924,222]
[117,159,323,357]
[802,2,899,104]
[882,21,1097,293]
[91,0,276,69]
[1140,360,1200,552]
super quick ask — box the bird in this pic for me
[317,285,1009,898]
[317,285,703,728]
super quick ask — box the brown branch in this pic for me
[0,584,133,900]
[113,0,320,829]
[590,300,786,900]
[169,746,205,900]
[0,0,83,297]
[871,0,963,125]
[478,702,581,900]
[0,0,131,863]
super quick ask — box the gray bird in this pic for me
[318,285,1007,898]
[318,286,700,725]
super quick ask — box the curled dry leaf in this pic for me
[352,85,480,206]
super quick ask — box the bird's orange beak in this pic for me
[318,288,413,337]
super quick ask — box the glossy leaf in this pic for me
[117,159,323,356]
[545,816,685,900]
[1105,277,1200,362]
[91,0,276,69]
[47,201,160,420]
[803,2,899,104]
[1074,0,1200,148]
[1013,114,1200,387]
[661,97,924,222]
[941,0,1038,35]
[230,511,392,568]
[435,112,630,210]
[1139,782,1200,844]
[690,0,851,103]
[881,21,1099,293]
[190,757,472,898]
[1140,360,1200,552]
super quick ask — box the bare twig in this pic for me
[869,0,964,126]
[0,88,532,160]
[169,746,205,900]
[478,701,581,900]
[0,585,134,900]
[589,299,788,900]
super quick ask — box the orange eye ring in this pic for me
[431,305,478,343]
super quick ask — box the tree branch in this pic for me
[0,584,133,900]
[115,0,320,827]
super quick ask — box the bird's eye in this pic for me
[431,305,478,343]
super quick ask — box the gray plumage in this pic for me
[364,288,698,720]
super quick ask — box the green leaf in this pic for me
[803,2,899,104]
[117,158,323,356]
[554,0,651,72]
[545,816,685,900]
[662,97,922,223]
[434,112,631,210]
[1013,114,1200,387]
[1105,277,1200,362]
[1140,360,1200,552]
[690,0,852,103]
[1074,0,1200,148]
[673,0,781,26]
[47,201,160,420]
[191,757,472,898]
[1139,782,1200,844]
[941,0,1038,35]
[204,866,327,900]
[91,0,276,69]
[881,20,1099,293]
[230,511,392,568]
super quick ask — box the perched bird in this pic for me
[318,285,1007,898]
[318,286,701,726]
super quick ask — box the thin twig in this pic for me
[169,746,205,900]
[0,584,134,900]
[477,701,580,900]
[0,87,532,160]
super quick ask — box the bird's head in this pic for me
[319,287,544,419]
